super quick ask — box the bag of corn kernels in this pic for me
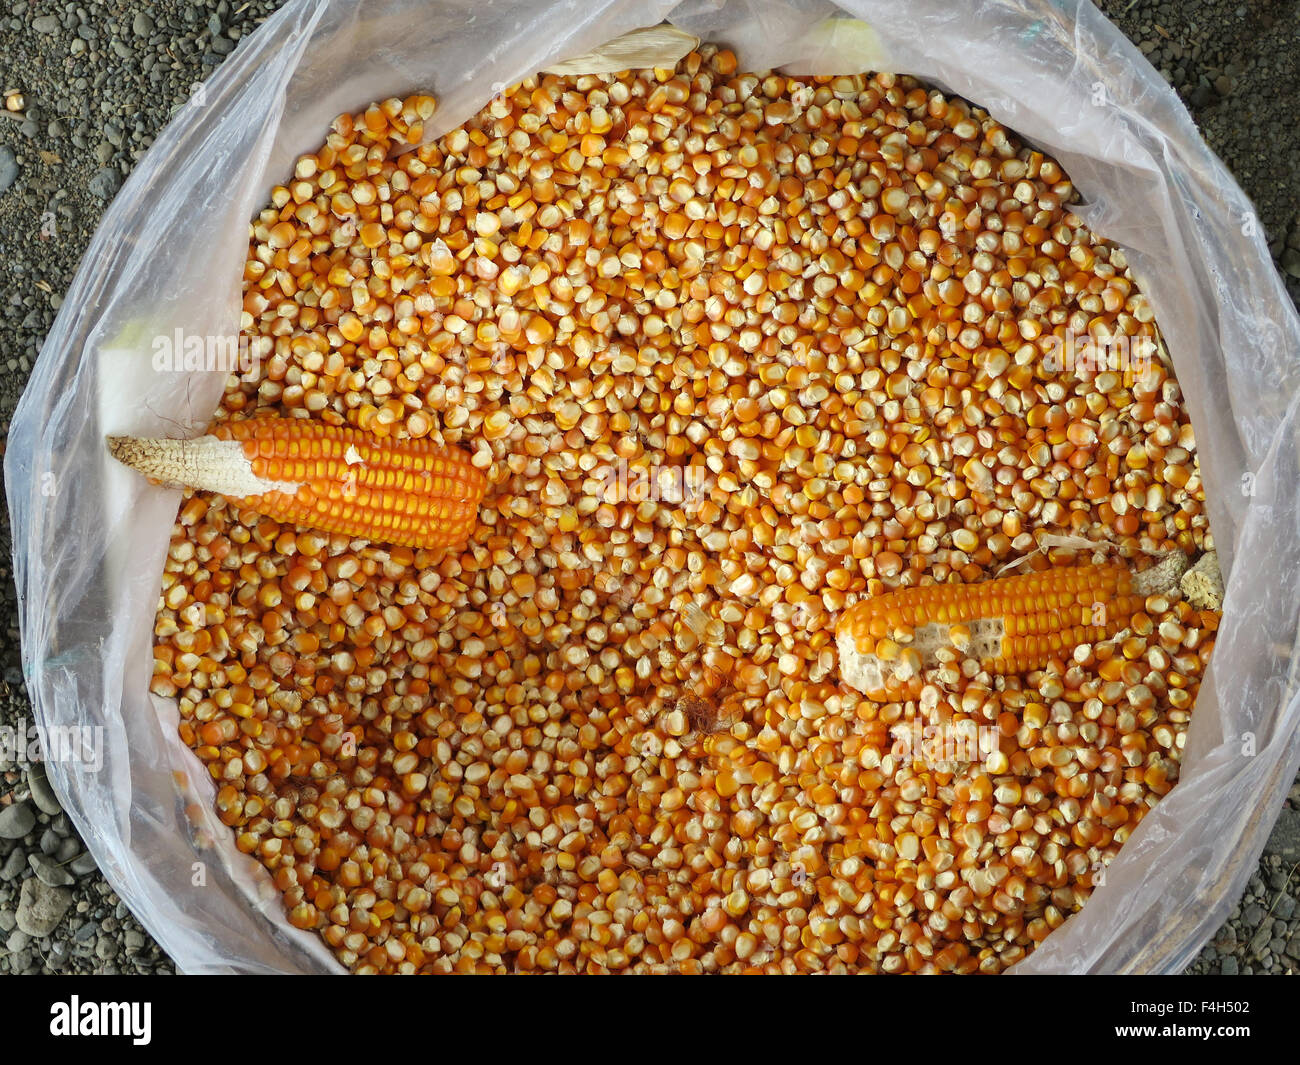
[6,0,1299,973]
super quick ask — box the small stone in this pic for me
[32,14,60,33]
[0,849,25,880]
[29,852,74,888]
[1220,956,1239,975]
[0,802,35,839]
[39,828,60,856]
[88,167,121,200]
[5,928,29,952]
[27,767,61,816]
[0,146,19,194]
[15,877,72,937]
[1243,902,1266,927]
[1285,931,1300,961]
[68,852,97,877]
[132,12,155,37]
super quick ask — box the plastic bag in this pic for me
[6,0,1299,974]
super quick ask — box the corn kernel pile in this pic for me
[151,46,1217,973]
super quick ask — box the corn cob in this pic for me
[108,417,486,550]
[837,554,1188,700]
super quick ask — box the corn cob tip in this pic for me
[107,432,291,499]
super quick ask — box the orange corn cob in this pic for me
[108,417,486,550]
[836,556,1186,700]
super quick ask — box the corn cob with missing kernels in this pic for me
[108,416,486,550]
[837,553,1189,700]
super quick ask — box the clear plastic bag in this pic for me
[6,0,1299,974]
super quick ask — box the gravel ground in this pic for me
[0,0,1297,975]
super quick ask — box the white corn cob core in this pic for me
[106,434,300,499]
[839,618,1007,696]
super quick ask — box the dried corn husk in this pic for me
[1181,550,1224,610]
[542,25,699,76]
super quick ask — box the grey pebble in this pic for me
[15,877,72,937]
[27,766,62,816]
[28,852,74,888]
[0,146,20,195]
[32,14,60,34]
[7,928,31,952]
[1286,931,1300,961]
[132,12,155,37]
[0,909,14,933]
[38,828,59,856]
[0,802,35,840]
[1221,956,1239,975]
[68,852,97,877]
[88,167,121,200]
[1243,902,1265,927]
[0,849,25,880]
